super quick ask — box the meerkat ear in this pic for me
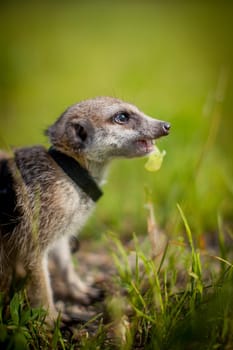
[73,123,88,142]
[45,115,94,151]
[69,119,94,149]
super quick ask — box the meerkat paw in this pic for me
[45,309,60,326]
[45,307,73,328]
[68,278,103,304]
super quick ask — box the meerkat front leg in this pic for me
[50,236,99,305]
[26,254,58,322]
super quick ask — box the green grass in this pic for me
[0,1,233,349]
[107,223,233,350]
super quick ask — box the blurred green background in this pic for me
[0,1,232,240]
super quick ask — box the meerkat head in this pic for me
[45,97,170,163]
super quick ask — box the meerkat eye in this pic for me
[113,113,130,125]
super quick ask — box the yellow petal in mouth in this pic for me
[144,145,166,172]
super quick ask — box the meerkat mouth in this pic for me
[135,139,155,155]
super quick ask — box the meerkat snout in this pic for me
[0,96,170,323]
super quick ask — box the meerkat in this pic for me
[0,97,170,322]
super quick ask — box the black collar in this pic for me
[48,147,103,202]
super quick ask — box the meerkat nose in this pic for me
[162,122,171,135]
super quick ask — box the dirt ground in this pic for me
[49,239,117,340]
